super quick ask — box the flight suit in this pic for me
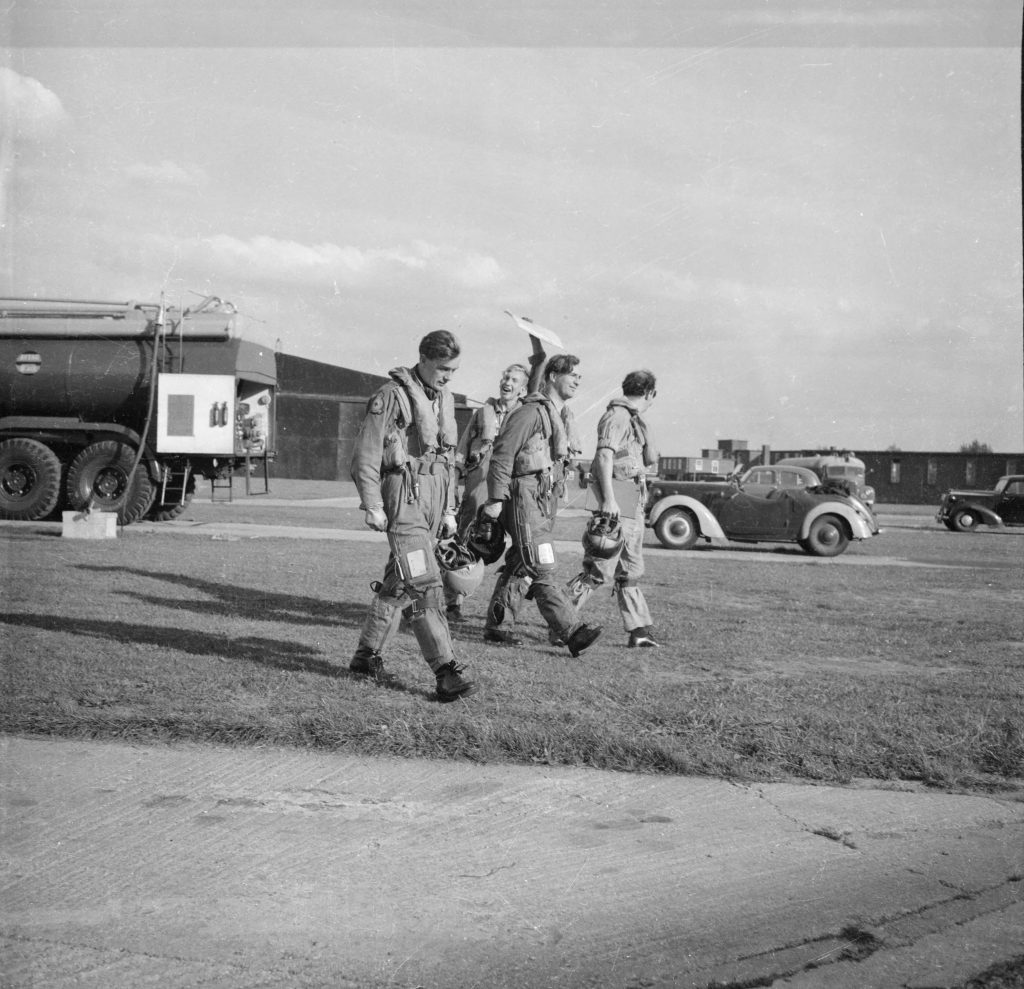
[454,398,520,538]
[568,398,657,632]
[483,395,581,641]
[350,367,459,673]
[446,397,520,611]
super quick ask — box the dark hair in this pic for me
[419,330,461,361]
[544,354,580,380]
[622,370,656,397]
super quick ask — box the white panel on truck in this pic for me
[157,373,237,454]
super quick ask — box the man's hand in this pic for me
[600,498,620,518]
[440,513,457,537]
[481,500,503,520]
[364,508,388,531]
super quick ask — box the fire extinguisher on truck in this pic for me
[0,294,277,524]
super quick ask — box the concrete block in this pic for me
[61,510,118,540]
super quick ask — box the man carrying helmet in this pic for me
[478,354,602,657]
[567,369,661,648]
[349,329,477,702]
[444,360,530,623]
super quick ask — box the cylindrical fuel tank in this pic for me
[0,336,153,423]
[0,301,233,340]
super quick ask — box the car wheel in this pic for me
[950,509,979,533]
[800,514,850,557]
[653,507,699,550]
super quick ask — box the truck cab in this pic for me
[774,453,875,508]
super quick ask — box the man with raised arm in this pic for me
[478,353,603,657]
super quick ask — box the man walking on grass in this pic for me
[444,360,530,623]
[349,329,477,702]
[567,369,661,648]
[478,353,602,657]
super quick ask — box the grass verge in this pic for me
[1,521,1022,792]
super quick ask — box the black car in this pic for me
[645,467,879,557]
[936,475,1024,531]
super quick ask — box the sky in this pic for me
[2,0,1022,457]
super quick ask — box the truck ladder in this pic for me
[158,464,194,507]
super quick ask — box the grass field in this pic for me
[1,505,1021,793]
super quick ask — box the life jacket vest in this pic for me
[560,403,582,457]
[603,399,655,480]
[466,398,510,460]
[513,394,567,477]
[381,367,458,468]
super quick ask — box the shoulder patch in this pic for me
[368,393,386,415]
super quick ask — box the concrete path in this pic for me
[1,736,1021,989]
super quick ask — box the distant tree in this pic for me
[959,440,993,454]
[886,444,901,452]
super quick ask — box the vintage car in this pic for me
[645,466,879,557]
[935,474,1024,532]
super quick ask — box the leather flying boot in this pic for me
[435,661,477,702]
[567,623,602,658]
[349,653,401,687]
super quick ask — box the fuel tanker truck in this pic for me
[0,295,276,524]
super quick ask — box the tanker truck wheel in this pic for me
[147,475,196,521]
[66,441,156,525]
[0,438,63,521]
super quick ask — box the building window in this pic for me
[890,459,901,484]
[927,458,937,486]
[965,460,976,485]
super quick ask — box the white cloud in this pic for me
[0,68,68,140]
[632,264,865,326]
[124,160,208,187]
[455,253,504,288]
[180,234,505,290]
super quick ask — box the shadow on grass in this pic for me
[76,564,367,626]
[0,610,346,679]
[1,610,436,701]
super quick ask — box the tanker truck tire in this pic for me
[0,438,63,521]
[148,475,196,521]
[66,441,156,525]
